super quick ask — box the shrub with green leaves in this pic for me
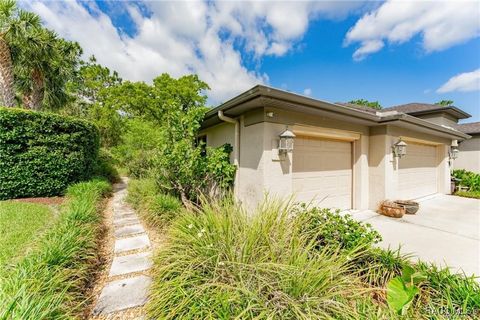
[0,179,111,319]
[92,148,120,183]
[295,205,382,251]
[0,107,100,200]
[452,169,480,191]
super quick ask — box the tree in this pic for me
[62,56,123,147]
[66,56,122,114]
[348,99,383,110]
[110,73,235,204]
[14,28,82,110]
[435,100,453,106]
[0,0,40,107]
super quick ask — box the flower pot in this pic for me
[379,201,405,218]
[394,200,419,215]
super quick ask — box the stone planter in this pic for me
[394,200,419,215]
[379,201,405,218]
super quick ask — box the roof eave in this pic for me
[401,106,471,119]
[378,113,471,140]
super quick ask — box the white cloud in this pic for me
[303,88,312,96]
[345,0,480,60]
[22,0,361,104]
[352,39,384,61]
[437,69,480,93]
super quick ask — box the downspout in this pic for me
[218,111,240,196]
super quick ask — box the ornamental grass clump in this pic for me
[148,200,381,319]
[148,199,480,319]
[0,179,111,319]
[127,178,182,228]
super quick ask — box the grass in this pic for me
[0,179,111,320]
[147,199,480,319]
[0,201,54,269]
[455,190,480,199]
[127,178,182,228]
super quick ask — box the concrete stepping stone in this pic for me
[115,234,150,253]
[114,207,133,214]
[114,213,137,220]
[115,224,145,238]
[113,216,140,227]
[93,275,152,315]
[109,252,152,276]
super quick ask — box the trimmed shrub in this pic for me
[0,179,111,319]
[0,107,100,200]
[92,149,120,183]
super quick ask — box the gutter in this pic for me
[218,111,240,193]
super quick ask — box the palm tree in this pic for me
[0,0,40,107]
[14,27,81,110]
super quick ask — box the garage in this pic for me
[398,142,438,200]
[292,136,352,210]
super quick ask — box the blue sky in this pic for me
[25,1,480,122]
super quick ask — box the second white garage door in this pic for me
[398,143,438,200]
[292,136,352,210]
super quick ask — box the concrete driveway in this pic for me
[353,195,480,277]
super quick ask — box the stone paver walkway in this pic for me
[92,179,153,317]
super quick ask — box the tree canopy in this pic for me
[0,0,81,110]
[435,100,454,106]
[348,99,383,110]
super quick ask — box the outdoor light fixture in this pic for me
[449,140,459,160]
[392,139,407,158]
[278,127,296,154]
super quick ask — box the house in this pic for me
[452,122,480,173]
[383,103,480,173]
[200,86,470,211]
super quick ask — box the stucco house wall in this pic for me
[454,135,480,173]
[416,113,458,127]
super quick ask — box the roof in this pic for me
[456,122,480,135]
[335,102,378,114]
[384,103,471,119]
[202,85,470,140]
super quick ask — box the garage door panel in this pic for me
[293,136,352,210]
[398,143,437,199]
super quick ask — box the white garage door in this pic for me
[398,143,438,200]
[292,136,352,210]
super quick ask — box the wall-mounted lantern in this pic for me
[278,127,296,154]
[392,139,407,158]
[449,140,459,160]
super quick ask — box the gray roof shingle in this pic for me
[456,122,480,134]
[383,103,471,119]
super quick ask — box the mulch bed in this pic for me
[13,197,64,205]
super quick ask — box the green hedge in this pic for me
[0,107,100,200]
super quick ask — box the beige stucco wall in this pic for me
[368,125,451,209]
[454,135,480,173]
[200,122,235,162]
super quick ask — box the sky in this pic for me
[21,0,480,122]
